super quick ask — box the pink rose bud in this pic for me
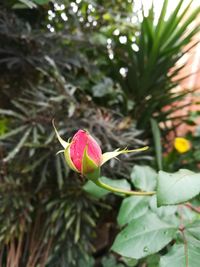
[53,121,154,196]
[53,120,149,182]
[65,130,102,174]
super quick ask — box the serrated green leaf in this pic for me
[149,196,179,225]
[117,196,150,226]
[112,212,177,259]
[180,206,199,224]
[157,169,200,206]
[131,165,157,191]
[186,220,200,240]
[159,243,200,267]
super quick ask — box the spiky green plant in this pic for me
[106,0,200,132]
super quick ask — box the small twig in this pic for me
[178,206,188,267]
[182,229,189,267]
[184,203,200,214]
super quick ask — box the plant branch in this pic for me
[184,203,200,214]
[94,179,156,196]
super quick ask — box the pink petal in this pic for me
[69,130,102,172]
[70,130,87,172]
[87,135,102,166]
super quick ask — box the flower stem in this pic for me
[94,179,156,196]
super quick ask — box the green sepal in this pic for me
[101,146,149,166]
[52,119,69,149]
[64,145,79,173]
[85,167,101,181]
[81,145,100,178]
